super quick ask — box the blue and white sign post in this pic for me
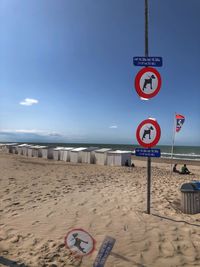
[136,118,161,214]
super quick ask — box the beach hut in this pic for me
[32,145,46,158]
[22,145,32,156]
[107,150,132,166]
[12,145,19,154]
[81,147,99,164]
[3,143,18,153]
[60,147,74,162]
[16,144,27,155]
[41,147,54,159]
[0,144,5,150]
[70,147,87,163]
[1,144,7,152]
[53,147,65,161]
[27,146,37,157]
[94,148,112,165]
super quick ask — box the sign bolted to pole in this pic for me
[136,118,161,214]
[135,148,161,157]
[134,67,162,99]
[133,56,163,67]
[136,118,161,148]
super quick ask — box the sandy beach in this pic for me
[0,151,200,267]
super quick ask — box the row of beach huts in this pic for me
[0,143,133,166]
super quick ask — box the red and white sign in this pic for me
[65,228,95,256]
[136,119,161,148]
[135,67,162,99]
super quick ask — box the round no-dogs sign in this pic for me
[135,67,162,99]
[65,229,95,256]
[136,119,161,148]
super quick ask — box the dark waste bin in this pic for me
[180,183,200,214]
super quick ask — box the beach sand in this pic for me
[0,151,200,267]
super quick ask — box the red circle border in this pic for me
[64,228,96,257]
[134,67,162,99]
[136,119,161,148]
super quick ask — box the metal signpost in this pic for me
[132,0,163,214]
[136,119,161,214]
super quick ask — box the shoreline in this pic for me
[132,155,200,167]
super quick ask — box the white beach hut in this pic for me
[82,147,99,164]
[11,145,19,154]
[32,145,46,158]
[94,148,112,165]
[28,146,37,157]
[107,150,132,166]
[3,143,18,153]
[17,144,28,155]
[41,147,54,159]
[0,144,5,151]
[1,144,7,152]
[60,147,74,162]
[53,147,65,161]
[22,145,32,156]
[70,147,87,163]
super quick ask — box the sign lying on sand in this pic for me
[93,236,116,267]
[65,229,95,256]
[133,56,163,67]
[136,118,161,148]
[135,148,161,157]
[134,67,162,99]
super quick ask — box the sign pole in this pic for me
[147,156,151,214]
[145,0,151,214]
[145,0,149,57]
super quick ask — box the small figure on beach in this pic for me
[180,164,191,175]
[173,163,180,173]
[71,233,88,253]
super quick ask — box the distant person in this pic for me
[131,163,135,168]
[180,164,191,175]
[173,163,180,173]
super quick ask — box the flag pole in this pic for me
[170,112,176,174]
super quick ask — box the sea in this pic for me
[24,142,200,162]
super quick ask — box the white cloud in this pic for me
[109,125,118,129]
[20,98,38,106]
[0,129,61,136]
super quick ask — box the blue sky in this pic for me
[0,0,199,145]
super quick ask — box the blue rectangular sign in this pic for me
[135,148,161,158]
[133,57,163,67]
[93,236,116,267]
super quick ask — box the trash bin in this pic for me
[180,183,200,214]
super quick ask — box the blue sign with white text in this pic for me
[135,148,161,157]
[93,236,116,267]
[133,57,163,67]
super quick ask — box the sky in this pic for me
[0,0,199,146]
